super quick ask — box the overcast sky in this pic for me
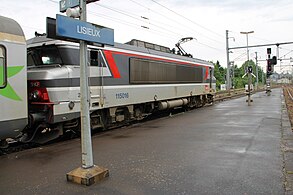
[1,0,293,73]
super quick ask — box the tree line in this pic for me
[213,60,266,90]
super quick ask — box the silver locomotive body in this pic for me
[26,37,216,143]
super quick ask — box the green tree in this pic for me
[213,61,226,90]
[214,59,266,90]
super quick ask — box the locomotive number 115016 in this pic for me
[115,92,129,99]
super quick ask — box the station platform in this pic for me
[0,88,290,194]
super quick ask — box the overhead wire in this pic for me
[232,52,247,62]
[149,0,224,38]
[94,2,223,51]
[127,0,224,45]
[280,47,293,52]
[279,49,293,59]
[94,3,185,37]
[88,11,181,41]
[47,0,178,39]
[47,0,223,52]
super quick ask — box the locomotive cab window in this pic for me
[27,45,63,66]
[40,47,62,65]
[90,50,106,67]
[90,50,99,66]
[0,46,7,88]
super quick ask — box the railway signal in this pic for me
[265,48,276,95]
[270,56,277,65]
[266,56,277,76]
[267,59,272,75]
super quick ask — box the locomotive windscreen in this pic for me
[130,58,203,84]
[27,45,63,66]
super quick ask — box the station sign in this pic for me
[56,14,114,46]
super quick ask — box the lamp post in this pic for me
[240,31,254,106]
[226,30,231,93]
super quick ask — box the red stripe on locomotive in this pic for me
[103,50,121,78]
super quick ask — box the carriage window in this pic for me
[0,46,7,88]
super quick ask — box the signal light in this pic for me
[270,56,277,65]
[267,48,271,55]
[267,65,272,72]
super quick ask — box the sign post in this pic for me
[59,0,111,186]
[242,66,256,106]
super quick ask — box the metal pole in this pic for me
[262,67,264,85]
[226,30,230,93]
[241,31,254,106]
[231,61,234,88]
[246,34,249,64]
[255,52,258,90]
[79,0,94,168]
[277,45,280,70]
[246,34,252,106]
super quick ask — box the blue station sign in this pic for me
[56,14,114,46]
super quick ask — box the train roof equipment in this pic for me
[175,37,195,58]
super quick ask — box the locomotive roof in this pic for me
[27,36,213,66]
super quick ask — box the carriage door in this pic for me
[0,46,7,89]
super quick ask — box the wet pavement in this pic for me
[0,88,286,194]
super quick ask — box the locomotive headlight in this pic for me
[28,87,50,102]
[29,90,41,101]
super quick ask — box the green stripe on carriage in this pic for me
[0,66,24,101]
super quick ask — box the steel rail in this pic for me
[287,88,293,101]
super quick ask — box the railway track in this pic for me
[214,88,246,102]
[283,85,293,132]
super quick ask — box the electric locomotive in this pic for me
[25,37,216,143]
